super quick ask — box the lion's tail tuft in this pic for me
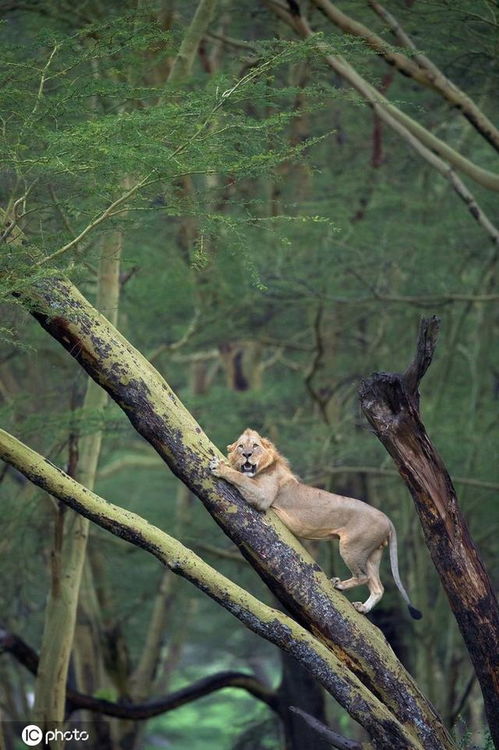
[408,605,423,620]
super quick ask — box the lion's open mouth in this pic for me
[241,461,256,477]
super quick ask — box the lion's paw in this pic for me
[209,457,225,477]
[331,577,342,588]
[352,602,367,614]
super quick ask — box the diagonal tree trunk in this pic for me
[359,317,499,749]
[15,273,455,750]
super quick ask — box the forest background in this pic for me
[0,1,498,749]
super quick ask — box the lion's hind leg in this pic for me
[352,546,384,615]
[332,540,369,591]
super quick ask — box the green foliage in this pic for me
[0,13,339,304]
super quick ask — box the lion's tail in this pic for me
[388,522,422,620]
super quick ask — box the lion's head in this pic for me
[227,429,289,478]
[227,429,274,477]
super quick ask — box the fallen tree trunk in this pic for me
[359,316,499,749]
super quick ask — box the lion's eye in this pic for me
[253,443,259,449]
[238,444,243,449]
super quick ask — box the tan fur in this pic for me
[210,429,420,617]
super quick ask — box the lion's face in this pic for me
[227,429,275,478]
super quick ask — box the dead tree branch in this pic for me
[359,317,499,748]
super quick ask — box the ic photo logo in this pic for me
[21,724,90,746]
[21,725,43,747]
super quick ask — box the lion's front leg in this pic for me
[209,457,276,511]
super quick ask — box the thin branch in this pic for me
[1,181,39,242]
[37,173,155,265]
[189,540,246,563]
[204,31,256,52]
[146,310,202,363]
[31,43,61,116]
[289,707,368,749]
[98,454,163,479]
[322,466,499,492]
[403,316,440,400]
[304,304,330,424]
[368,0,440,71]
[450,673,476,726]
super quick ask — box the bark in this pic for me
[0,429,427,750]
[359,316,499,749]
[13,275,456,750]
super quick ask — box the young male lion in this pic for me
[210,428,421,619]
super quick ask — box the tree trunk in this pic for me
[32,231,122,748]
[72,230,123,749]
[359,316,499,748]
[32,507,88,742]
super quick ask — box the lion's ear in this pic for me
[226,441,237,453]
[261,437,274,450]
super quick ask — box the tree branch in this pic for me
[289,707,369,749]
[0,628,279,718]
[262,1,499,193]
[402,315,440,403]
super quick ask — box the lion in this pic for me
[210,428,421,619]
